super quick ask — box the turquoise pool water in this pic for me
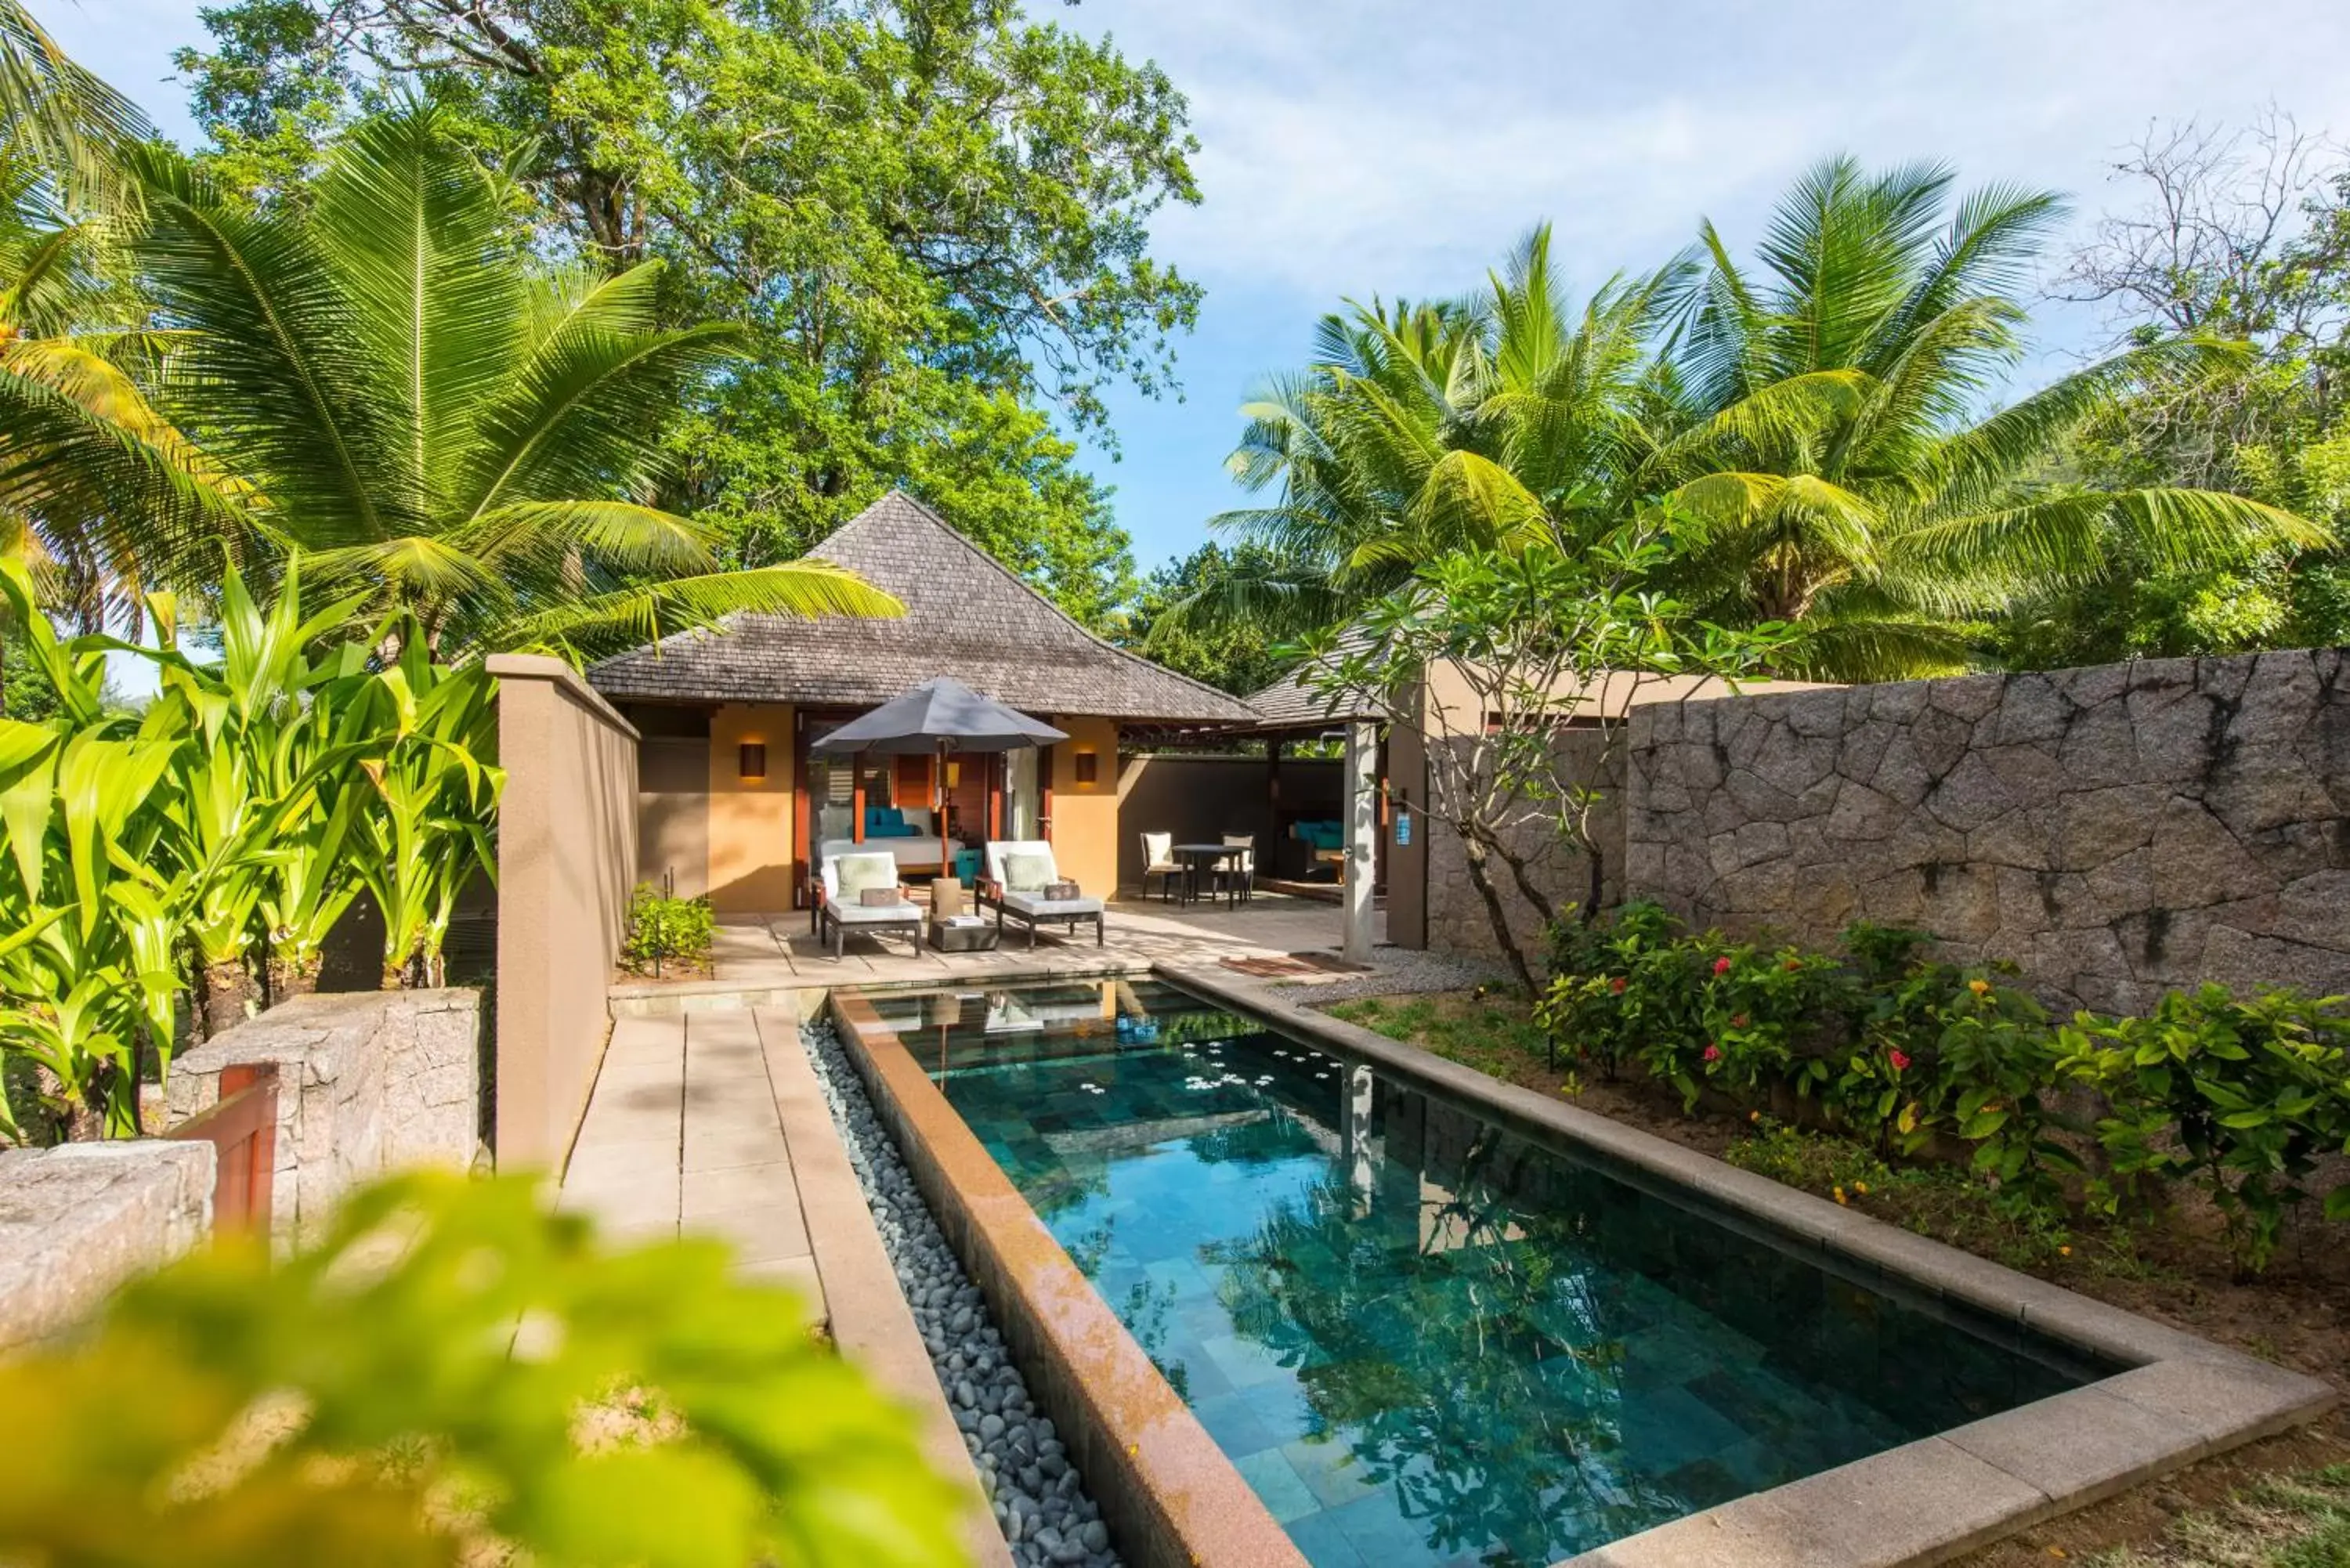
[876,979,2105,1568]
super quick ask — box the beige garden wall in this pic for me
[489,655,640,1169]
[1047,715,1121,898]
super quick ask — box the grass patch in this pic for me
[1723,1119,2080,1272]
[1325,992,1550,1082]
[2085,1465,2350,1566]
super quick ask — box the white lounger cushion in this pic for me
[820,853,918,921]
[831,899,918,923]
[982,840,1103,914]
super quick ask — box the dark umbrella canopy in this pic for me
[811,677,1068,754]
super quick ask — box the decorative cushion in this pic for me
[859,886,905,907]
[1002,852,1055,893]
[1045,879,1080,901]
[836,854,898,897]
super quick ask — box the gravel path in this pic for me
[1276,945,1508,1007]
[800,1018,1121,1568]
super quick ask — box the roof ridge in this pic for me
[825,490,1253,716]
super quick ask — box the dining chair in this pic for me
[1140,831,1182,901]
[1219,833,1256,904]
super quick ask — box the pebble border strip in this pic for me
[801,1017,1123,1568]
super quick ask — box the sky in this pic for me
[41,0,2350,577]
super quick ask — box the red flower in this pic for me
[1703,1043,1723,1063]
[1889,1049,1912,1072]
[1609,977,1627,994]
[1730,1013,1749,1028]
[1712,956,1733,976]
[1784,959,1802,972]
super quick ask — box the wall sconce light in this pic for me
[1072,749,1098,786]
[738,742,766,781]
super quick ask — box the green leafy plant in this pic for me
[0,1170,968,1566]
[2058,985,2350,1274]
[623,884,717,976]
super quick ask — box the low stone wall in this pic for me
[1624,648,2350,1013]
[0,1142,213,1354]
[166,989,483,1249]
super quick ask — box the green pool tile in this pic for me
[1232,1447,1322,1524]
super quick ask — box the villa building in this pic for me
[586,491,1256,912]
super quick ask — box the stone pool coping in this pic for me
[829,987,1310,1568]
[1169,964,2337,1568]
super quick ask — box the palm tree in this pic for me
[101,103,900,654]
[1188,226,1685,639]
[1650,157,2333,677]
[0,0,146,203]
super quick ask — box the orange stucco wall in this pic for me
[1048,715,1119,898]
[707,703,795,912]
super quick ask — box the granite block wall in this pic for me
[166,989,483,1249]
[1622,648,2350,1013]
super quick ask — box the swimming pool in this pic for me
[863,977,2113,1568]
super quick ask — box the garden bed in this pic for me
[1315,988,2350,1560]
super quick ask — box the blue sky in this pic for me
[44,0,2350,576]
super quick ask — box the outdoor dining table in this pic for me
[1172,843,1246,908]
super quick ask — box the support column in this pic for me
[1343,721,1376,965]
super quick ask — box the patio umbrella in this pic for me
[812,677,1067,855]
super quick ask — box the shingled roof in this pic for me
[1242,627,1386,731]
[587,492,1256,724]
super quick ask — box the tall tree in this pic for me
[92,103,902,655]
[1203,226,1684,638]
[175,0,1204,627]
[1202,168,2333,681]
[1654,157,2329,677]
[1119,540,1297,697]
[2010,114,2350,664]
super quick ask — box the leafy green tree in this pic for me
[0,1170,969,1566]
[1120,541,1298,696]
[1654,157,2328,677]
[1202,167,2331,681]
[1206,226,1682,640]
[2012,115,2350,663]
[106,102,899,656]
[175,0,1202,626]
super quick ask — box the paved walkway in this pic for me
[557,1005,826,1320]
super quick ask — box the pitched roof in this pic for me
[1243,627,1386,731]
[587,492,1256,724]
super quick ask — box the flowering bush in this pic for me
[2058,986,2350,1274]
[1539,901,2350,1268]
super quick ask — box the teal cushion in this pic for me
[836,854,898,896]
[1003,853,1054,894]
[1302,821,1343,849]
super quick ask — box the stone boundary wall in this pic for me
[0,1142,213,1353]
[1623,648,2350,1013]
[1421,730,1622,963]
[166,989,483,1249]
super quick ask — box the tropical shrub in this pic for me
[0,1171,966,1566]
[2058,987,2350,1273]
[1539,901,2350,1270]
[623,884,717,975]
[0,557,501,1140]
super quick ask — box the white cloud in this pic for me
[1083,0,2350,307]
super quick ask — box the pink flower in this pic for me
[1889,1049,1912,1072]
[1712,956,1733,976]
[1703,1043,1723,1063]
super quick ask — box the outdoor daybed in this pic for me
[977,840,1105,948]
[812,851,923,958]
